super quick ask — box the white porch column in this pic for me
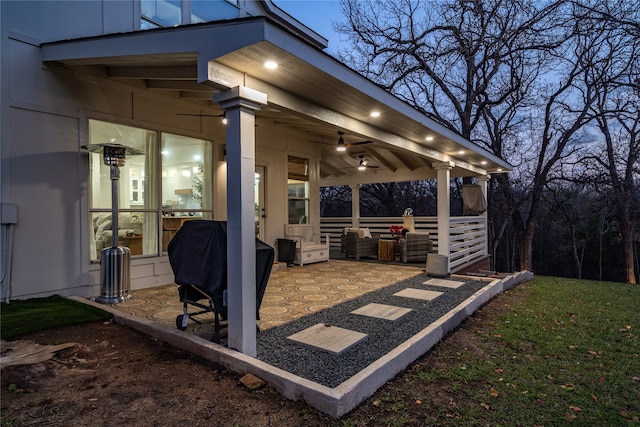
[434,162,454,269]
[478,174,490,256]
[214,86,267,356]
[350,184,361,228]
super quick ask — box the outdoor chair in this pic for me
[398,232,433,263]
[343,230,380,260]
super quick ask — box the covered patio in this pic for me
[86,258,532,417]
[41,10,510,359]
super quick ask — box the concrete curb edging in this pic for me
[69,270,533,418]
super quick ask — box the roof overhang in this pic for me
[41,16,511,181]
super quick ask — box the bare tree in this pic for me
[336,0,577,271]
[337,0,564,143]
[571,0,640,284]
[337,0,638,276]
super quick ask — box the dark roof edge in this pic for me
[257,0,328,50]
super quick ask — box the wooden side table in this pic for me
[123,234,143,256]
[378,239,396,262]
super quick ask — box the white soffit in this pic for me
[40,17,511,174]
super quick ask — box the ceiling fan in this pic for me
[316,131,373,151]
[352,155,379,171]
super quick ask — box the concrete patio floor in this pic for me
[71,260,533,418]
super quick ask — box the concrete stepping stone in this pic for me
[287,323,368,355]
[350,303,412,322]
[422,278,465,289]
[394,288,443,301]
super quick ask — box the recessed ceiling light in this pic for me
[458,150,465,155]
[370,111,380,117]
[264,61,278,69]
[497,168,503,172]
[425,136,434,141]
[481,161,487,165]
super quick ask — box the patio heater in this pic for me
[83,143,143,304]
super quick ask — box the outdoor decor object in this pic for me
[403,208,415,232]
[426,254,449,277]
[83,143,143,304]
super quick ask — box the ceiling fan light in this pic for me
[358,155,369,170]
[336,131,347,151]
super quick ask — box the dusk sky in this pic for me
[273,0,345,53]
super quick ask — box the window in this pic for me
[88,119,212,260]
[191,0,239,23]
[287,156,309,224]
[141,0,240,28]
[141,0,182,27]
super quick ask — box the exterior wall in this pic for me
[1,1,322,300]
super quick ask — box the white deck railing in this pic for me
[448,216,487,270]
[320,216,487,271]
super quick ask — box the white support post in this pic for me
[214,86,267,356]
[350,184,360,228]
[434,162,454,271]
[477,174,490,256]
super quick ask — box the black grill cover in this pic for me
[167,220,274,316]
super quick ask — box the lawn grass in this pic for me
[345,276,640,426]
[0,295,112,340]
[466,276,640,425]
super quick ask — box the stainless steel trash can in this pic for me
[426,254,448,277]
[96,246,131,304]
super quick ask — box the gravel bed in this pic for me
[256,274,488,388]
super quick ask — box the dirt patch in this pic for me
[1,320,335,426]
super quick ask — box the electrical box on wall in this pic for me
[1,203,18,225]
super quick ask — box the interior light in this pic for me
[370,111,380,117]
[222,111,227,125]
[358,164,366,171]
[481,161,487,165]
[425,136,434,141]
[264,61,278,70]
[192,166,199,173]
[161,150,169,155]
[458,150,465,155]
[193,154,201,161]
[497,168,503,172]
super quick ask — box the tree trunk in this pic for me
[620,214,637,284]
[512,208,534,272]
[570,227,583,279]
